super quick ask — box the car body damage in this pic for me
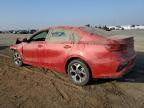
[10,26,136,85]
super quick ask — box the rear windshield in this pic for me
[80,27,124,37]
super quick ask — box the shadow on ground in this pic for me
[118,51,144,83]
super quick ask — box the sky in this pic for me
[0,0,144,30]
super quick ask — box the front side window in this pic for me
[29,31,48,42]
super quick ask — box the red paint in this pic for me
[10,26,136,79]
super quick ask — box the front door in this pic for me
[22,31,48,65]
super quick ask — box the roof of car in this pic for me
[50,26,81,30]
[40,26,81,31]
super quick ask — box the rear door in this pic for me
[43,28,74,71]
[22,31,48,65]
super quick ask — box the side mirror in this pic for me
[16,38,22,44]
[23,38,28,42]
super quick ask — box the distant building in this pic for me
[121,25,144,30]
[135,25,144,29]
[121,25,132,30]
[107,26,115,30]
[107,25,144,30]
[107,26,124,30]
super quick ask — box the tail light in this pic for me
[105,40,126,51]
[105,44,124,51]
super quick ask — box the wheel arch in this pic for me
[10,47,24,63]
[11,48,17,52]
[65,56,92,77]
[11,48,22,56]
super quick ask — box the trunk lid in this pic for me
[106,35,135,55]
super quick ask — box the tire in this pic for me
[13,51,23,67]
[67,59,91,86]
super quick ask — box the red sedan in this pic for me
[10,26,136,85]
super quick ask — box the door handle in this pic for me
[64,45,71,49]
[38,44,43,48]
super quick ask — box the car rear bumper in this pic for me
[109,56,136,78]
[91,52,136,79]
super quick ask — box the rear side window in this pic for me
[51,32,65,37]
[49,29,71,42]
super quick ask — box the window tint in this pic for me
[49,29,70,42]
[52,32,65,37]
[29,31,48,42]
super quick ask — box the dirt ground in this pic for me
[0,30,144,108]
